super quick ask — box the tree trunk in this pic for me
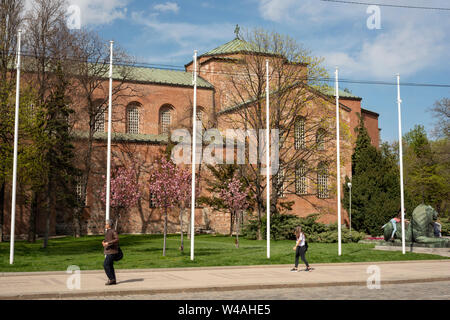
[235,210,240,248]
[73,212,82,238]
[28,191,38,243]
[163,207,168,256]
[257,202,263,240]
[43,175,53,249]
[0,181,5,242]
[230,211,234,236]
[179,207,184,252]
[187,209,191,240]
[115,208,121,232]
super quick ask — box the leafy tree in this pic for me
[0,0,24,242]
[35,66,79,248]
[403,125,449,216]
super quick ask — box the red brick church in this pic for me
[5,35,380,237]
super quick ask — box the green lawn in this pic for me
[0,234,447,272]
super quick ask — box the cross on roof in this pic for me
[234,24,240,39]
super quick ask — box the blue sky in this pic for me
[62,0,450,143]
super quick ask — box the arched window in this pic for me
[317,162,329,199]
[316,128,326,151]
[295,116,306,150]
[295,161,308,195]
[94,111,105,133]
[160,105,173,134]
[126,104,140,134]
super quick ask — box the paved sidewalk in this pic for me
[0,260,449,299]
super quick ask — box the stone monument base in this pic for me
[375,241,450,257]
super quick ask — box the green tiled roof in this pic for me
[218,83,360,115]
[313,85,361,99]
[72,131,169,144]
[201,38,273,57]
[113,65,214,89]
[18,57,214,89]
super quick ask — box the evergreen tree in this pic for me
[32,66,79,247]
[343,117,401,235]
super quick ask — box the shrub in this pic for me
[440,217,450,236]
[242,213,366,243]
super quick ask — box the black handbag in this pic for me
[114,247,123,261]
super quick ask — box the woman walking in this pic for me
[291,226,312,272]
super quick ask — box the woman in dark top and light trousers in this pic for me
[291,226,312,272]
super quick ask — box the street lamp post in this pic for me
[347,182,352,235]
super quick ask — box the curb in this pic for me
[1,277,450,300]
[1,259,449,277]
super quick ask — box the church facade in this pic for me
[6,36,381,237]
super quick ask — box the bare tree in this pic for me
[219,29,348,239]
[430,98,450,139]
[69,29,139,237]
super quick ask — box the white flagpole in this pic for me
[106,40,114,222]
[10,30,22,265]
[190,50,198,261]
[396,74,406,255]
[266,59,270,259]
[335,67,342,256]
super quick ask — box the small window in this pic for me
[295,161,308,195]
[316,128,326,151]
[276,165,285,198]
[196,109,203,122]
[295,116,306,150]
[76,175,87,207]
[149,193,157,208]
[127,105,140,134]
[317,162,329,199]
[94,111,105,133]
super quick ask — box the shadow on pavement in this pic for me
[118,278,145,284]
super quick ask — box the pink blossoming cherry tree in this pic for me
[100,167,142,232]
[220,174,250,248]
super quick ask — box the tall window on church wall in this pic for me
[127,105,140,134]
[160,106,172,134]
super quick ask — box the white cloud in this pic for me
[153,2,180,14]
[131,11,233,48]
[25,0,129,26]
[258,0,298,23]
[68,0,129,25]
[258,0,450,79]
[322,24,447,78]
